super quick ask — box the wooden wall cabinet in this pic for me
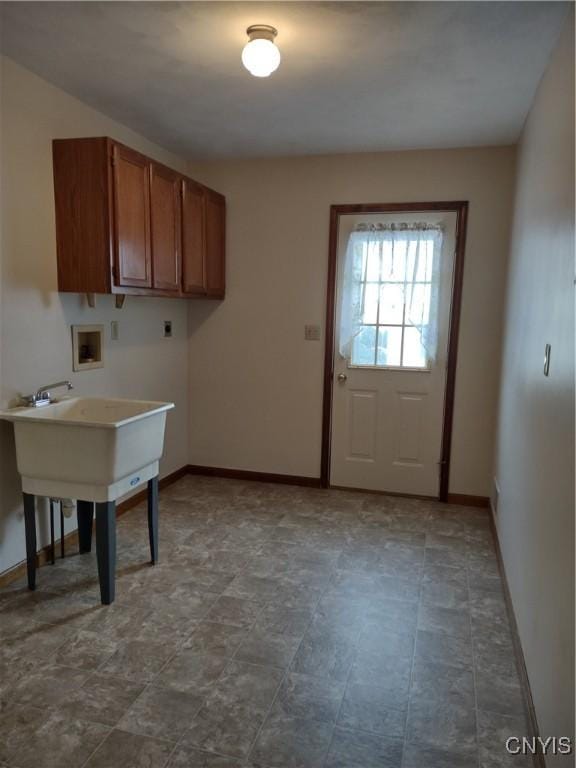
[52,137,225,300]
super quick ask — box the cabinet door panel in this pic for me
[113,145,151,288]
[150,163,181,292]
[205,190,226,298]
[182,179,206,295]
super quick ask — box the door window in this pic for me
[341,225,442,370]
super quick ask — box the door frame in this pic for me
[321,200,469,501]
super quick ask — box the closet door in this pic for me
[150,162,181,292]
[112,144,152,288]
[181,178,206,295]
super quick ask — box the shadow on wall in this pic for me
[0,422,23,559]
[188,297,222,334]
[0,420,51,571]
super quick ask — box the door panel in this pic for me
[182,178,206,295]
[349,390,378,459]
[396,392,426,463]
[330,211,457,496]
[205,189,226,298]
[112,144,151,288]
[150,163,181,292]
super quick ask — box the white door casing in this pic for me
[329,211,457,496]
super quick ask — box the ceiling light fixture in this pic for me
[242,24,281,78]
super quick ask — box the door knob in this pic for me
[337,373,347,382]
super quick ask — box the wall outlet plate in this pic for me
[164,320,173,338]
[304,324,321,341]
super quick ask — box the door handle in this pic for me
[337,373,347,382]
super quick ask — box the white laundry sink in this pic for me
[0,397,174,501]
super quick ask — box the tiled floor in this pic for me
[0,476,532,768]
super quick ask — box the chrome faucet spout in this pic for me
[35,381,74,400]
[22,380,73,407]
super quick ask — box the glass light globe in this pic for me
[241,38,281,77]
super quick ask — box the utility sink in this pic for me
[1,397,174,502]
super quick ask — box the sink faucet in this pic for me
[23,380,73,407]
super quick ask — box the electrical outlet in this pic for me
[304,324,321,341]
[164,320,172,338]
[110,321,119,341]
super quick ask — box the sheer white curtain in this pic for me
[339,223,444,364]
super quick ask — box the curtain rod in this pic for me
[355,222,443,232]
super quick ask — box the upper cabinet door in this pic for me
[181,178,206,295]
[112,143,152,288]
[150,163,181,292]
[205,189,226,298]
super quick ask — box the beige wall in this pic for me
[494,19,575,763]
[0,57,190,574]
[187,146,516,494]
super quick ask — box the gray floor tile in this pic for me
[250,712,334,768]
[0,620,74,662]
[415,629,473,669]
[475,672,526,718]
[410,659,475,708]
[207,660,283,712]
[0,478,532,768]
[474,636,520,678]
[0,701,51,764]
[425,545,468,569]
[166,745,242,767]
[51,629,119,670]
[234,628,301,669]
[154,650,228,694]
[57,673,145,726]
[11,663,89,707]
[84,728,173,768]
[271,672,345,723]
[324,728,403,768]
[402,743,478,767]
[406,698,477,753]
[224,575,284,601]
[363,598,419,635]
[10,712,110,768]
[477,709,533,767]
[181,701,264,759]
[119,685,205,741]
[417,603,471,639]
[254,604,313,637]
[356,626,415,659]
[337,682,407,738]
[349,650,412,694]
[98,639,178,683]
[205,596,264,627]
[291,624,357,682]
[182,621,248,657]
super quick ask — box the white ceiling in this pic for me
[0,2,569,159]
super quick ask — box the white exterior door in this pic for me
[330,211,457,497]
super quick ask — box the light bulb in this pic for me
[242,26,281,78]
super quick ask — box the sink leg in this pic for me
[95,501,116,605]
[23,493,37,590]
[77,501,94,553]
[147,476,159,565]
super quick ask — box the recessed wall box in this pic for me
[72,325,104,371]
